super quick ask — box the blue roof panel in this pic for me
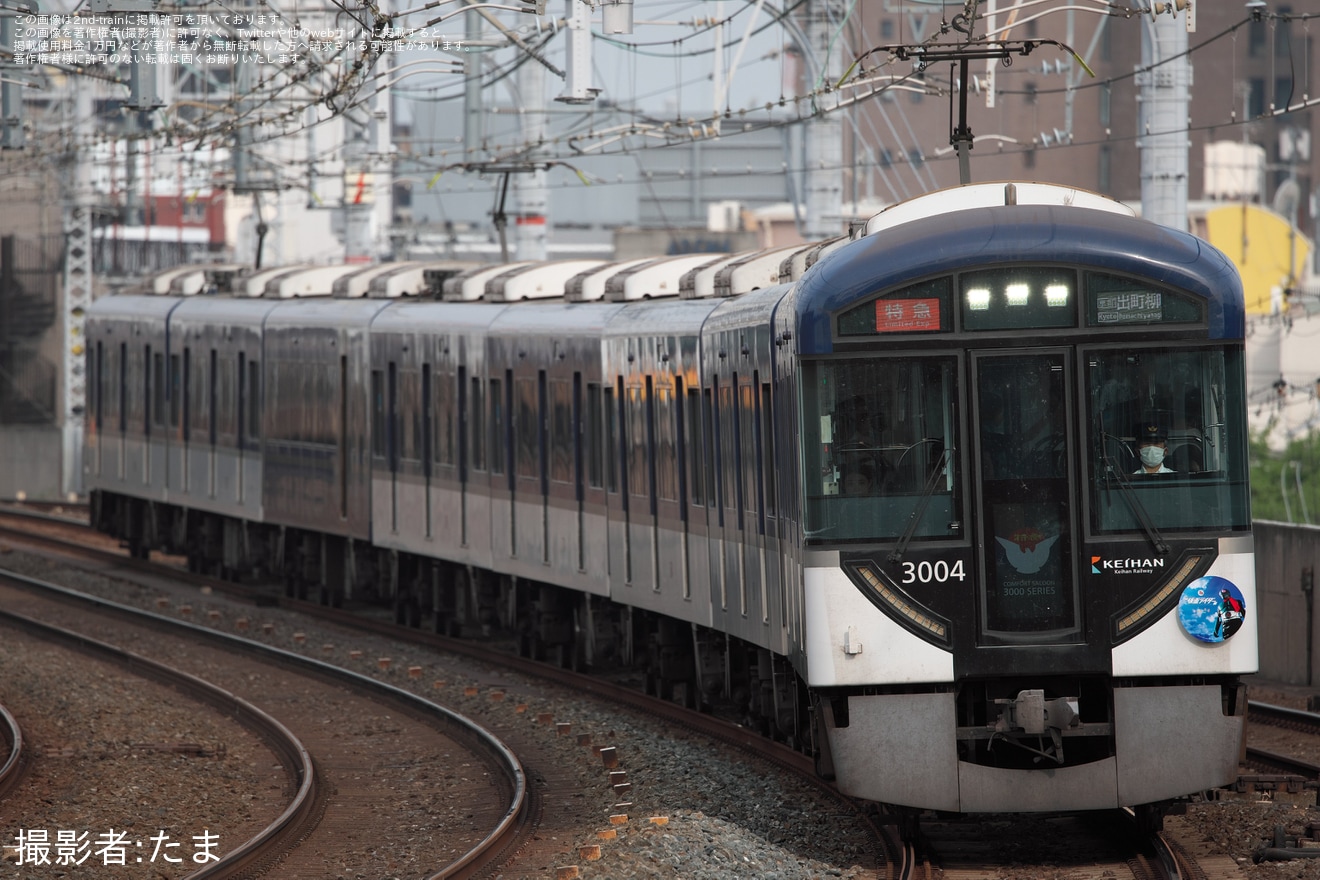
[794,205,1244,354]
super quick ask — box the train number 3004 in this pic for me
[899,559,967,585]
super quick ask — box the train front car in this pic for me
[791,184,1254,820]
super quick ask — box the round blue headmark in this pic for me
[1177,576,1246,643]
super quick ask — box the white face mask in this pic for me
[1140,445,1165,468]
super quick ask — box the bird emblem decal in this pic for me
[995,529,1060,574]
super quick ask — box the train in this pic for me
[84,181,1256,827]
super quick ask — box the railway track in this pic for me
[0,699,27,803]
[19,505,1320,877]
[915,810,1201,880]
[0,504,900,878]
[0,609,317,878]
[0,566,526,879]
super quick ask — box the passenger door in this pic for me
[971,351,1082,658]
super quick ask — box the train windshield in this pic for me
[801,357,960,542]
[1086,346,1250,533]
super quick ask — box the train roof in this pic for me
[123,264,200,295]
[263,264,364,298]
[171,294,281,326]
[369,300,510,334]
[713,246,800,296]
[605,295,724,338]
[264,295,394,328]
[795,203,1245,354]
[679,252,750,298]
[605,253,719,301]
[331,262,416,298]
[441,262,534,301]
[87,293,180,321]
[863,181,1132,236]
[486,259,606,302]
[489,300,628,336]
[365,260,474,298]
[565,258,653,302]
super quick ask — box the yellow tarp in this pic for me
[1204,204,1312,314]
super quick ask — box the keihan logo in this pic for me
[1091,555,1166,574]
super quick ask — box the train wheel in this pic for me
[1133,804,1165,833]
[671,680,698,710]
[893,806,921,844]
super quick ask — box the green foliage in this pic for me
[1250,429,1320,523]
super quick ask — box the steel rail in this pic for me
[0,564,528,880]
[0,599,317,880]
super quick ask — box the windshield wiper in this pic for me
[888,445,953,565]
[1101,440,1169,556]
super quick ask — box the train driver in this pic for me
[1133,422,1174,475]
[841,458,877,495]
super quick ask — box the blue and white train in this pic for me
[85,182,1255,823]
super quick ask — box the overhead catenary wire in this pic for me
[2,2,1314,223]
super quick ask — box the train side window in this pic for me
[489,376,504,476]
[505,372,516,489]
[538,370,549,495]
[628,382,649,502]
[674,376,688,513]
[422,364,434,475]
[586,382,603,489]
[727,374,744,530]
[154,352,166,431]
[741,378,757,525]
[685,387,703,507]
[403,368,421,462]
[470,376,485,472]
[572,372,584,499]
[515,376,538,480]
[438,367,455,467]
[371,368,385,458]
[118,342,127,434]
[339,356,348,518]
[645,377,662,512]
[655,380,678,504]
[208,349,218,446]
[218,355,234,441]
[760,380,775,523]
[616,377,629,514]
[603,384,617,493]
[387,362,399,471]
[144,344,152,437]
[247,359,260,441]
[550,377,572,484]
[801,356,960,543]
[445,366,458,472]
[181,348,191,442]
[399,367,419,462]
[169,353,181,431]
[705,386,718,516]
[237,353,246,444]
[93,341,103,432]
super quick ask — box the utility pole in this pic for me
[1136,2,1192,230]
[556,0,596,104]
[62,84,93,499]
[343,112,374,263]
[513,56,547,261]
[464,12,484,155]
[803,0,843,240]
